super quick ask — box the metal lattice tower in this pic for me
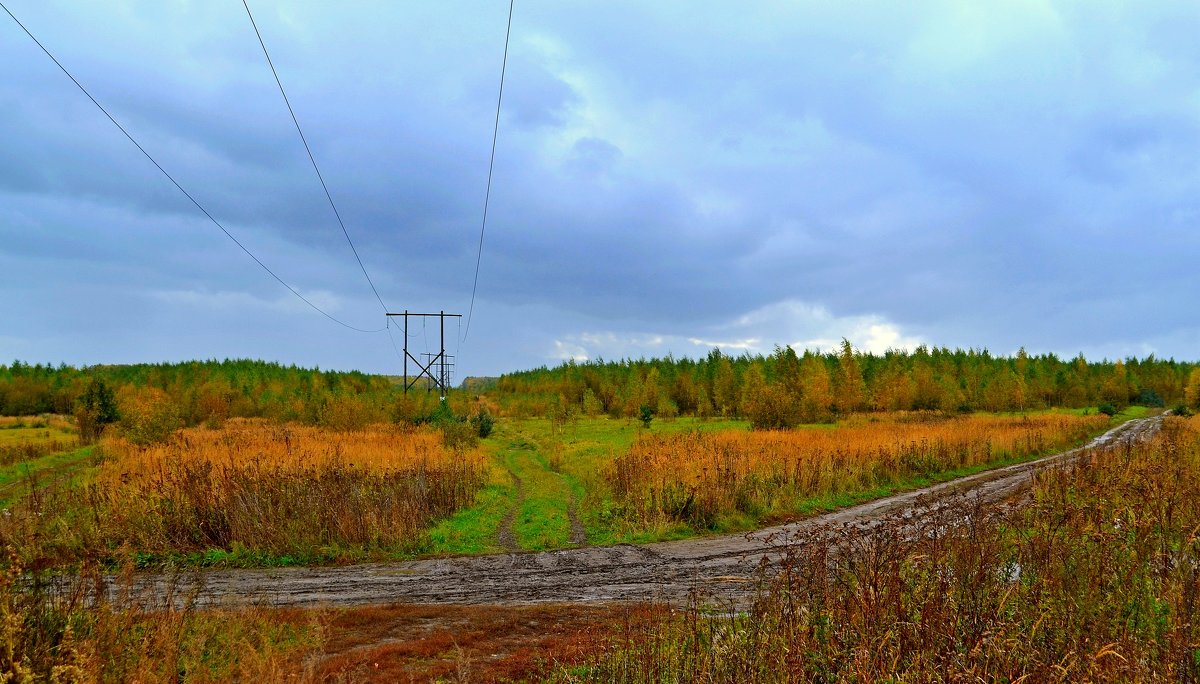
[386,311,461,398]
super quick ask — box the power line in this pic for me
[462,0,514,342]
[0,0,385,334]
[241,0,389,316]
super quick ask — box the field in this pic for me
[0,409,1123,571]
[427,410,1120,555]
[2,420,490,568]
[1,409,1181,681]
[0,353,1191,681]
[0,415,86,506]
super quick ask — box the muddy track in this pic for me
[124,416,1162,609]
[567,492,587,546]
[495,469,524,553]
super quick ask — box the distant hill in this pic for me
[460,376,499,392]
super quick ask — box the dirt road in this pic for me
[138,415,1162,608]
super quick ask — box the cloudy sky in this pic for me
[2,1,1198,377]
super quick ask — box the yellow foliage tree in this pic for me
[798,354,833,423]
[834,339,866,414]
[1185,368,1200,409]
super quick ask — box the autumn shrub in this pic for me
[742,384,801,430]
[75,378,119,444]
[567,416,1200,682]
[416,401,485,450]
[469,408,496,438]
[392,391,439,424]
[315,393,387,432]
[607,413,1108,529]
[116,386,181,446]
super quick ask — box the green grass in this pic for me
[418,417,750,555]
[0,424,75,446]
[0,445,96,507]
[426,479,513,555]
[1056,404,1151,421]
[511,446,573,550]
[1115,404,1150,420]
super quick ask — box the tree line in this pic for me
[3,346,1198,434]
[0,359,420,433]
[492,342,1200,427]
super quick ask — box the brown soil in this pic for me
[308,602,659,682]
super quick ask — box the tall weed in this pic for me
[607,413,1108,528]
[0,420,487,566]
[566,416,1200,681]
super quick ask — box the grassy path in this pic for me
[426,417,748,555]
[495,467,524,552]
[495,422,586,551]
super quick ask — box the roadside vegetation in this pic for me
[557,414,1200,682]
[0,560,324,683]
[607,412,1109,531]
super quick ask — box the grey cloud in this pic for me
[1,1,1198,376]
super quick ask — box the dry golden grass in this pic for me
[0,420,490,566]
[0,415,73,431]
[97,418,481,481]
[78,420,491,560]
[0,557,324,683]
[609,412,1111,528]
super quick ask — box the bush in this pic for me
[469,409,495,438]
[425,400,458,426]
[316,393,382,432]
[420,400,480,450]
[1098,402,1119,417]
[638,405,654,429]
[1173,404,1195,418]
[1135,388,1165,408]
[439,420,478,451]
[75,378,119,444]
[743,385,800,430]
[117,387,181,446]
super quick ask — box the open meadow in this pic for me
[0,356,1193,680]
[0,408,1126,570]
